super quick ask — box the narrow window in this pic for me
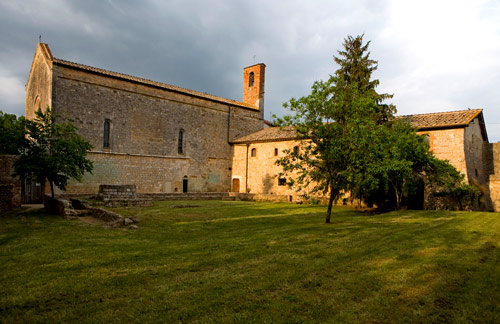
[103,119,111,148]
[251,148,256,157]
[248,72,254,87]
[34,96,41,111]
[178,130,184,154]
[274,148,278,156]
[293,146,299,154]
[278,178,287,186]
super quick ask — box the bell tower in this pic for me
[243,63,265,118]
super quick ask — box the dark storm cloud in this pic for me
[1,0,499,140]
[0,0,391,119]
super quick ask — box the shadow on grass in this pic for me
[1,203,499,323]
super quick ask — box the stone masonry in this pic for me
[0,155,21,212]
[26,43,266,195]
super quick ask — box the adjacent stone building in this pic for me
[232,109,499,211]
[25,43,500,211]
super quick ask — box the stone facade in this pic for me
[24,44,500,212]
[232,140,301,198]
[232,111,499,211]
[26,43,266,195]
[485,142,500,211]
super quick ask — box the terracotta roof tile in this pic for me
[398,109,482,130]
[233,126,297,143]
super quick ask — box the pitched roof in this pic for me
[398,109,483,130]
[233,126,297,143]
[38,43,258,111]
[234,109,487,143]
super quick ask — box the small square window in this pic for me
[278,178,286,186]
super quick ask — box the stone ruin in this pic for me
[43,195,140,229]
[95,184,153,207]
[43,184,155,229]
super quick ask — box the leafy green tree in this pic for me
[276,34,395,222]
[276,35,478,221]
[0,110,26,155]
[14,107,93,198]
[425,156,481,210]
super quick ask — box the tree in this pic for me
[0,110,26,155]
[14,107,93,198]
[276,34,395,222]
[275,35,477,222]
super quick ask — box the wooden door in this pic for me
[232,178,240,193]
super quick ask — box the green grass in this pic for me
[1,201,499,323]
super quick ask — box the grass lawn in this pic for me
[1,201,499,323]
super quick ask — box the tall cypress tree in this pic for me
[333,34,395,123]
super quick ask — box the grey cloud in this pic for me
[1,0,499,141]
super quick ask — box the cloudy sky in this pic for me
[1,0,500,140]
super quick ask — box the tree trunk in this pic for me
[50,181,55,198]
[394,189,400,210]
[326,188,335,224]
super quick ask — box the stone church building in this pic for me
[25,43,500,211]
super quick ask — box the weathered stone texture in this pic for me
[26,44,265,195]
[0,155,21,211]
[419,128,467,176]
[98,184,136,199]
[486,142,500,211]
[419,118,493,210]
[232,140,306,200]
[25,44,52,119]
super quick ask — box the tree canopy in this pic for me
[275,35,477,222]
[0,110,26,155]
[14,108,93,198]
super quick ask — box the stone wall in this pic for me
[25,44,52,119]
[418,128,467,176]
[486,142,500,211]
[0,155,21,212]
[232,140,315,201]
[26,53,265,195]
[60,151,232,194]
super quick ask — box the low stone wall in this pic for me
[0,155,21,212]
[139,192,230,201]
[98,184,136,200]
[227,193,294,202]
[44,195,71,216]
[0,184,21,212]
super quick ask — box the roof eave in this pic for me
[52,59,259,112]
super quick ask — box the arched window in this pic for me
[103,119,111,148]
[251,148,256,157]
[178,129,184,154]
[34,96,41,111]
[248,72,254,87]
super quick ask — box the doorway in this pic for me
[232,178,240,193]
[22,176,43,204]
[182,176,188,193]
